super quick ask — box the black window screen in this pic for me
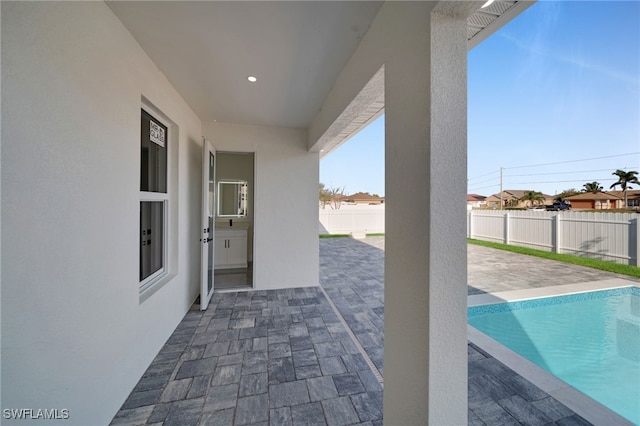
[140,201,164,281]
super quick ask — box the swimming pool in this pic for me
[468,286,640,425]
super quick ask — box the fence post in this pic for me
[553,214,561,253]
[636,217,640,267]
[504,212,510,245]
[468,211,473,239]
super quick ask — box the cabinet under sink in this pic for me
[214,228,248,269]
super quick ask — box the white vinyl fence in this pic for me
[319,207,640,266]
[319,205,385,236]
[468,210,640,266]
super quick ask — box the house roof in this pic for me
[344,192,384,201]
[609,190,640,199]
[486,190,552,201]
[467,194,486,202]
[503,190,529,199]
[565,192,623,201]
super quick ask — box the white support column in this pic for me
[383,2,474,424]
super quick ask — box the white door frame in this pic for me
[200,139,216,310]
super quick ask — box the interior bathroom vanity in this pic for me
[214,226,248,269]
[215,179,249,269]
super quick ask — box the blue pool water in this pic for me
[469,287,640,424]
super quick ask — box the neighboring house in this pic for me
[486,190,553,208]
[467,193,487,209]
[564,192,623,210]
[609,190,640,209]
[343,192,385,205]
[2,2,531,425]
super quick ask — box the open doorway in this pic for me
[214,152,255,290]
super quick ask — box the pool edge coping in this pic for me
[467,278,639,426]
[468,278,640,307]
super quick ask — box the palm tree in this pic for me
[582,181,603,193]
[520,190,545,207]
[610,169,639,208]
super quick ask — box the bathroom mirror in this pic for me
[217,180,248,217]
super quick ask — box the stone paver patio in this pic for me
[112,236,609,425]
[112,287,382,426]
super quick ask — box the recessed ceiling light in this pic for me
[481,0,495,8]
[247,76,257,83]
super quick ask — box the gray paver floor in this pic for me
[113,287,382,426]
[467,242,639,295]
[320,237,593,426]
[113,236,610,425]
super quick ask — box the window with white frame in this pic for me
[140,108,169,292]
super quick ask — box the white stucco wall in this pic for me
[2,2,202,424]
[203,122,319,290]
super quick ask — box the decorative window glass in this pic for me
[139,108,169,292]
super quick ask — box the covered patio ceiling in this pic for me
[108,1,534,154]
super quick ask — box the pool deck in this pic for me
[112,237,639,425]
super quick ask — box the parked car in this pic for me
[546,201,571,211]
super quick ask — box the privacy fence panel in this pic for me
[507,211,555,251]
[559,212,635,264]
[467,210,506,243]
[319,206,385,235]
[468,210,640,266]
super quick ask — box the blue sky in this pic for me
[320,1,640,197]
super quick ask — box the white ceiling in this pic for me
[108,1,383,129]
[108,1,532,130]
